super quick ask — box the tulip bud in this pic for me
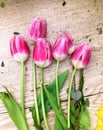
[62,32,75,54]
[29,18,47,40]
[53,34,68,61]
[33,38,52,67]
[72,43,92,69]
[10,34,29,62]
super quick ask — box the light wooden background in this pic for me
[0,0,103,129]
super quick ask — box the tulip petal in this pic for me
[72,43,92,69]
[33,38,52,67]
[29,18,47,40]
[53,36,68,61]
[10,35,29,62]
[60,32,75,54]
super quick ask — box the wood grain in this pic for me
[0,0,103,129]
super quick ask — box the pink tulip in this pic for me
[53,34,68,61]
[10,34,29,62]
[33,38,52,67]
[62,32,75,54]
[72,43,92,69]
[29,18,47,40]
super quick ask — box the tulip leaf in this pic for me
[30,107,43,130]
[78,69,84,91]
[54,116,64,130]
[70,102,75,113]
[80,105,90,130]
[71,116,76,125]
[44,87,68,129]
[31,70,69,126]
[85,98,90,107]
[0,88,28,130]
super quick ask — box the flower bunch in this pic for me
[29,18,52,130]
[0,17,92,130]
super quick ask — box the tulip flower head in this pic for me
[62,32,75,54]
[53,34,69,61]
[29,18,47,40]
[72,43,92,69]
[33,38,52,68]
[10,34,29,62]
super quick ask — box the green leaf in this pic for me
[0,2,5,8]
[71,116,76,125]
[85,98,90,107]
[34,124,43,130]
[44,87,67,129]
[75,108,80,117]
[31,70,69,123]
[80,105,90,130]
[30,107,43,130]
[71,89,82,101]
[54,116,64,130]
[70,102,75,113]
[78,70,84,91]
[0,88,28,130]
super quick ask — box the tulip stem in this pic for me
[56,60,60,108]
[40,67,49,130]
[21,61,25,114]
[33,63,40,126]
[67,67,76,128]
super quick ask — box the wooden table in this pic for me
[0,0,103,129]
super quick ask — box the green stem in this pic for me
[33,63,40,125]
[67,67,76,128]
[21,62,29,130]
[40,68,49,130]
[56,60,60,108]
[21,61,25,114]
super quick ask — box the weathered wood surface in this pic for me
[0,0,103,129]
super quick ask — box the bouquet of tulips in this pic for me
[0,18,92,130]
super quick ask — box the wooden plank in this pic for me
[0,0,103,129]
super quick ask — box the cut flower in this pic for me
[33,38,52,67]
[72,42,92,69]
[10,34,29,62]
[29,18,47,40]
[53,33,68,61]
